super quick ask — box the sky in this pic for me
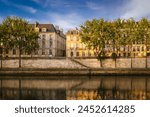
[0,0,150,32]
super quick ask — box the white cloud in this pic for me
[86,1,102,10]
[1,0,37,14]
[32,0,41,4]
[47,12,85,32]
[0,17,3,23]
[121,0,150,19]
[15,5,37,14]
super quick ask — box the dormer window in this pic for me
[42,28,47,32]
[35,27,39,32]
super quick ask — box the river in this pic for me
[0,75,150,100]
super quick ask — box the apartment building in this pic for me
[66,29,150,58]
[66,29,95,58]
[5,22,66,58]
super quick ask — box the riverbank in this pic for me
[0,58,150,76]
[1,68,150,76]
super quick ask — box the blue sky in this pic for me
[0,0,150,32]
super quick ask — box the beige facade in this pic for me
[66,29,150,58]
[66,29,95,58]
[4,23,66,58]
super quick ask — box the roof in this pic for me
[30,23,66,39]
[66,29,79,35]
[30,23,56,32]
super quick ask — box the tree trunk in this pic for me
[0,55,2,69]
[0,48,2,69]
[100,59,103,68]
[131,45,133,68]
[131,57,132,68]
[145,38,147,68]
[19,49,21,68]
[115,58,117,68]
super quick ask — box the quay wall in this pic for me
[0,57,150,69]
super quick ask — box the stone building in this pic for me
[66,29,95,58]
[66,29,150,58]
[5,23,66,58]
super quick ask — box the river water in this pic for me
[0,75,150,100]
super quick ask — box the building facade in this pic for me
[5,23,66,58]
[66,29,95,58]
[66,29,150,58]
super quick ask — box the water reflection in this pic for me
[0,75,150,100]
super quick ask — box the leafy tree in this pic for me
[0,22,11,68]
[1,16,39,68]
[136,18,150,68]
[0,25,3,68]
[80,19,109,67]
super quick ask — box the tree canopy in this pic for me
[0,16,39,67]
[80,18,150,58]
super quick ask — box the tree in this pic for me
[124,18,136,68]
[0,25,3,68]
[1,16,39,68]
[80,19,109,67]
[0,22,11,68]
[136,18,150,68]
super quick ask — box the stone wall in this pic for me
[75,57,150,68]
[1,58,85,69]
[1,57,150,69]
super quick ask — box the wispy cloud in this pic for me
[46,12,84,32]
[32,0,71,8]
[86,1,102,10]
[32,0,41,4]
[121,0,150,19]
[0,16,3,23]
[1,0,37,14]
[15,5,37,14]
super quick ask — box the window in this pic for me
[49,49,52,55]
[6,49,9,54]
[34,50,38,55]
[76,44,79,49]
[42,34,46,39]
[70,52,73,57]
[88,52,91,57]
[35,28,39,32]
[13,49,16,55]
[147,47,149,51]
[42,50,45,55]
[42,28,47,32]
[141,46,144,51]
[133,47,136,52]
[137,47,140,51]
[123,53,126,57]
[76,52,79,56]
[82,52,85,57]
[49,40,52,47]
[42,39,45,48]
[128,53,130,57]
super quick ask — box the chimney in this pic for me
[35,21,39,27]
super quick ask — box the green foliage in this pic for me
[1,16,39,67]
[1,16,39,53]
[80,17,150,62]
[111,52,117,59]
[80,19,109,59]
